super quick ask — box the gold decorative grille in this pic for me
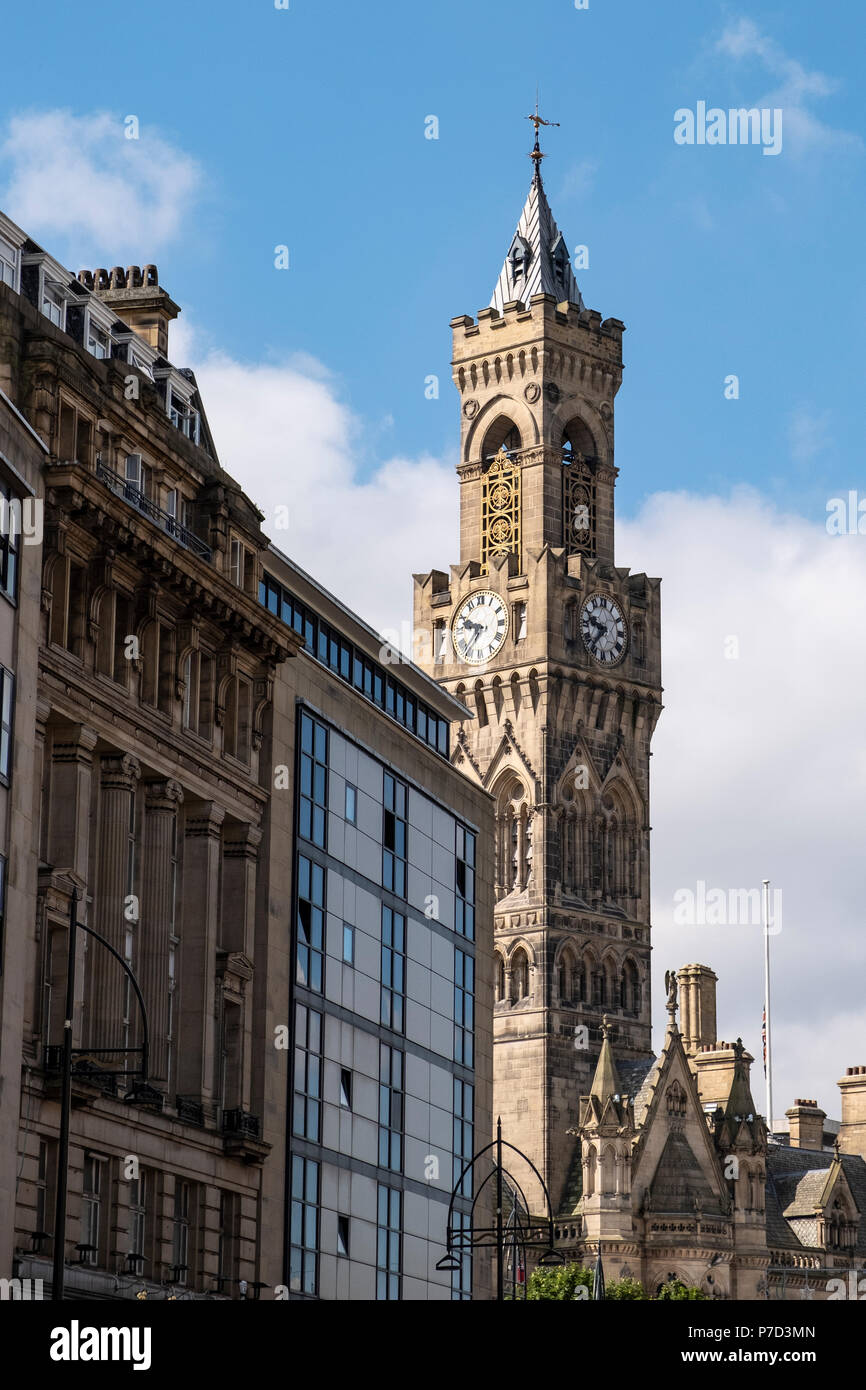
[481,447,521,574]
[563,453,597,558]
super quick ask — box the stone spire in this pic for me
[489,154,584,315]
[590,1015,622,1102]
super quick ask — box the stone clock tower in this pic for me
[413,134,663,1211]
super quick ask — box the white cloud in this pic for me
[788,406,833,465]
[714,18,862,155]
[0,109,202,262]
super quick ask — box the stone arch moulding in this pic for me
[463,392,540,463]
[550,404,607,460]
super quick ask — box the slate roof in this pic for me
[490,171,584,315]
[766,1145,866,1256]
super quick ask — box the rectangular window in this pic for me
[218,1191,239,1287]
[293,1001,322,1141]
[514,601,528,641]
[87,318,110,360]
[35,1140,52,1243]
[453,1079,474,1199]
[383,774,407,898]
[345,782,357,825]
[81,1154,105,1266]
[455,825,476,941]
[454,949,475,1068]
[128,1169,150,1273]
[380,905,405,1034]
[172,1180,194,1284]
[376,1185,401,1301]
[42,280,65,328]
[433,620,448,662]
[0,480,19,601]
[378,1043,403,1173]
[451,1210,472,1300]
[299,712,327,848]
[296,854,325,993]
[0,667,14,780]
[339,1068,353,1110]
[337,1215,350,1258]
[342,922,354,965]
[0,235,18,289]
[229,534,254,591]
[290,1156,319,1296]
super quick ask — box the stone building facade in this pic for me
[413,158,662,1211]
[0,208,495,1299]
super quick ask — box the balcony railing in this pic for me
[96,460,212,561]
[222,1108,261,1140]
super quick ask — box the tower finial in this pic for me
[525,99,560,181]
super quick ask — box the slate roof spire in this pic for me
[590,1015,623,1102]
[490,113,584,315]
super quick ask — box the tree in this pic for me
[526,1263,592,1300]
[656,1278,708,1301]
[606,1277,647,1300]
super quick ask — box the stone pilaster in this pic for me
[140,779,184,1084]
[90,753,141,1053]
[178,800,225,1102]
[220,823,262,957]
[47,723,99,880]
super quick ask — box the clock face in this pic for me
[451,590,509,665]
[580,593,628,665]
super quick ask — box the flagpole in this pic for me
[762,879,773,1138]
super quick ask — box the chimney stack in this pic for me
[79,263,179,356]
[785,1099,826,1151]
[677,964,718,1055]
[838,1067,866,1159]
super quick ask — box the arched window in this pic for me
[473,680,488,729]
[511,948,530,1001]
[561,417,599,558]
[481,441,521,574]
[601,1145,616,1196]
[495,954,506,1002]
[622,959,641,1016]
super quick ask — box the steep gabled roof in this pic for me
[490,171,584,314]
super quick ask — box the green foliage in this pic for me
[655,1278,708,1301]
[605,1276,647,1300]
[525,1263,592,1300]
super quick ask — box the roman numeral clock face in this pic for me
[580,593,628,665]
[451,590,508,665]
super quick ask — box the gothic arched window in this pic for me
[511,948,530,1001]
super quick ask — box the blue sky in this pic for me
[2,0,865,523]
[2,0,865,1109]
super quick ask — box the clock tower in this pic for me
[413,132,663,1211]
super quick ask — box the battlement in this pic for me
[451,293,624,348]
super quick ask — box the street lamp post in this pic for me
[51,882,150,1301]
[437,1117,564,1300]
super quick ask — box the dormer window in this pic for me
[229,533,255,592]
[0,235,18,290]
[551,233,570,291]
[87,319,110,359]
[168,387,201,444]
[508,235,531,285]
[42,281,66,328]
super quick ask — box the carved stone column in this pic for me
[47,723,99,880]
[140,779,184,1084]
[178,800,225,1103]
[220,823,262,957]
[90,753,140,1053]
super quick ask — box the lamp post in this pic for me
[436,1117,564,1300]
[51,881,150,1301]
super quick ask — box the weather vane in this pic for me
[526,96,560,173]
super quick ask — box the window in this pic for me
[296,854,324,993]
[122,789,137,1052]
[229,534,254,591]
[339,1068,352,1110]
[337,1215,350,1258]
[81,1155,105,1266]
[453,1079,474,1199]
[383,774,407,897]
[182,651,198,730]
[140,621,173,712]
[376,1186,401,1301]
[58,400,93,466]
[290,1157,319,1296]
[345,782,357,825]
[42,280,65,328]
[35,1140,52,1242]
[299,712,327,847]
[293,1002,322,1141]
[0,235,18,289]
[0,668,13,780]
[223,675,252,763]
[168,388,201,444]
[454,949,475,1067]
[380,906,405,1034]
[455,825,476,940]
[164,487,179,535]
[218,1191,239,1287]
[87,318,110,359]
[172,1180,194,1284]
[166,815,179,1087]
[49,557,87,656]
[0,480,19,601]
[124,452,151,503]
[181,650,214,739]
[514,601,528,641]
[378,1044,403,1172]
[433,621,448,662]
[451,1211,472,1301]
[128,1169,150,1273]
[342,922,354,965]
